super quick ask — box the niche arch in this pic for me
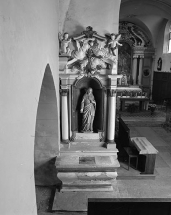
[72,77,105,133]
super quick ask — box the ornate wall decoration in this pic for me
[59,26,121,78]
[118,42,132,75]
[119,21,152,47]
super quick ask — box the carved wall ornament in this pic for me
[76,69,101,80]
[60,89,68,96]
[58,32,72,55]
[60,26,118,74]
[108,89,117,97]
[119,21,152,48]
[143,67,151,77]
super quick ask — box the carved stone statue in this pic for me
[62,27,119,72]
[66,38,95,69]
[106,34,122,56]
[59,32,71,55]
[157,57,162,71]
[80,88,96,132]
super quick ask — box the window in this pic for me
[163,21,171,54]
[168,26,171,53]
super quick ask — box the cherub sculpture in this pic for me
[66,38,95,69]
[58,32,71,55]
[107,34,122,56]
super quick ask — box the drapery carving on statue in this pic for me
[80,87,96,133]
[63,26,117,75]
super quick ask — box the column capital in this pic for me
[60,89,68,96]
[108,89,117,97]
[133,55,139,59]
[139,55,144,59]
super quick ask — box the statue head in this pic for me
[111,33,116,40]
[63,32,69,40]
[87,88,93,95]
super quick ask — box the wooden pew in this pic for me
[118,117,158,174]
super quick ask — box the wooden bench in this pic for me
[124,147,139,170]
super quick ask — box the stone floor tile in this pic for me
[135,127,168,146]
[155,167,171,176]
[155,146,170,152]
[155,155,169,168]
[159,152,171,167]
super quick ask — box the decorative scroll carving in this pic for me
[119,21,152,48]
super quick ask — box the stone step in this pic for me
[56,155,120,172]
[60,142,118,154]
[57,172,117,192]
[53,190,120,211]
[61,181,114,192]
[75,132,100,140]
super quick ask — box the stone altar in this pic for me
[57,27,122,191]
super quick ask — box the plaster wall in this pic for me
[59,0,121,36]
[137,15,165,47]
[0,1,59,214]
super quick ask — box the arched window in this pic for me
[163,21,171,54]
[168,26,171,53]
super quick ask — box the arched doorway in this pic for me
[34,64,59,185]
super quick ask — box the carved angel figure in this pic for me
[58,32,71,55]
[107,34,122,56]
[66,38,94,69]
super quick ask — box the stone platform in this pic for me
[56,134,120,192]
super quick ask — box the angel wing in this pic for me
[116,34,121,41]
[58,32,63,41]
[75,40,81,50]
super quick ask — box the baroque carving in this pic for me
[119,21,152,48]
[59,26,119,76]
[60,89,68,96]
[108,89,117,97]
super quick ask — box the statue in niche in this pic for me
[121,73,128,85]
[106,34,122,56]
[58,32,72,55]
[80,88,96,132]
[157,57,162,71]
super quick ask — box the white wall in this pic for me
[0,1,59,214]
[59,0,121,36]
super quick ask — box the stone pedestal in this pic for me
[56,143,119,192]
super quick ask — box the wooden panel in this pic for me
[152,72,171,103]
[118,117,130,147]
